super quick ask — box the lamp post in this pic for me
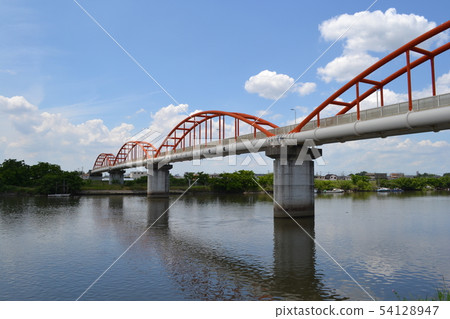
[290,108,297,124]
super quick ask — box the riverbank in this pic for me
[2,185,449,197]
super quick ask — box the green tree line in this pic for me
[0,159,83,194]
[169,170,274,193]
[315,173,450,192]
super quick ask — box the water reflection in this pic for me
[2,192,448,300]
[147,197,169,228]
[272,217,345,300]
[273,218,317,298]
[135,195,344,300]
[108,196,124,210]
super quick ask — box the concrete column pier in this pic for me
[266,146,318,218]
[109,170,125,185]
[147,164,173,197]
[88,171,103,181]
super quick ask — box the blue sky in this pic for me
[0,0,449,175]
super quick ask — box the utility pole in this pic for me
[290,108,297,124]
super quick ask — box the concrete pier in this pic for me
[88,171,103,182]
[147,164,173,196]
[109,170,125,185]
[266,146,317,218]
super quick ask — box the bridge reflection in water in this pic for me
[123,195,345,300]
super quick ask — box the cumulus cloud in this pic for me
[317,8,444,83]
[417,139,449,148]
[317,53,379,83]
[294,81,317,96]
[148,103,202,137]
[0,95,38,113]
[436,71,450,94]
[319,8,438,53]
[0,95,135,170]
[245,70,316,100]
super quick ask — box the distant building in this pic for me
[389,173,404,179]
[366,173,388,181]
[324,174,338,181]
[130,171,147,179]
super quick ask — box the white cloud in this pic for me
[417,139,449,148]
[0,95,135,170]
[245,70,293,99]
[148,104,202,139]
[294,82,317,96]
[436,71,450,95]
[319,8,438,54]
[317,8,444,83]
[317,53,378,83]
[245,70,316,100]
[0,95,38,113]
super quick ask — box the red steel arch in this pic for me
[156,111,279,156]
[93,153,115,169]
[290,20,450,133]
[113,141,157,166]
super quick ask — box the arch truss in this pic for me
[93,153,116,169]
[112,141,157,166]
[290,20,450,133]
[156,111,278,156]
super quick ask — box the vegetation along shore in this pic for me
[1,159,449,195]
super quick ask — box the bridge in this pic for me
[90,21,450,218]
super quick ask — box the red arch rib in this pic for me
[156,110,278,156]
[290,20,450,133]
[93,153,115,169]
[113,141,157,166]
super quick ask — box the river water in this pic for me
[1,192,449,301]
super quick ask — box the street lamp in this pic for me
[290,108,297,124]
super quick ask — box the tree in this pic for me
[350,174,373,191]
[210,170,257,193]
[0,159,31,186]
[183,172,209,186]
[35,171,83,194]
[184,172,196,186]
[169,174,187,186]
[30,162,62,185]
[391,177,420,190]
[336,180,353,191]
[257,173,273,189]
[314,180,335,192]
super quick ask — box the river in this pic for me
[1,191,449,301]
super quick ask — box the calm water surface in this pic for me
[1,192,449,301]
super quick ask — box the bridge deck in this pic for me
[91,93,450,173]
[162,93,450,156]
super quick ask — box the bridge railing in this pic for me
[272,93,450,135]
[154,93,449,159]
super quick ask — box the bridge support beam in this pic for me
[266,146,318,218]
[147,164,173,197]
[109,170,125,185]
